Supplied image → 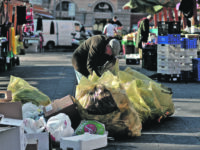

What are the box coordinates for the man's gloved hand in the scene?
[97,59,116,76]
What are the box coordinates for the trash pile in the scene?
[0,60,175,149]
[75,60,174,137]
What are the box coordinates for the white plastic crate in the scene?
[157,68,181,75]
[180,55,195,61]
[180,66,193,71]
[157,44,172,52]
[157,52,179,59]
[125,53,140,59]
[157,59,174,66]
[157,64,181,74]
[157,44,181,52]
[157,60,180,67]
[157,49,173,56]
[179,58,193,64]
[180,48,197,56]
[179,63,193,71]
[174,50,185,56]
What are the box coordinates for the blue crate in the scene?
[181,38,198,49]
[168,34,181,44]
[157,35,169,44]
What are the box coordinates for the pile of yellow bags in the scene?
[75,60,174,137]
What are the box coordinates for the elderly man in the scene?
[72,35,121,77]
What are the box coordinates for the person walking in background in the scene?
[111,16,122,27]
[39,32,44,52]
[80,24,87,39]
[135,15,153,57]
[72,35,121,77]
[103,20,117,37]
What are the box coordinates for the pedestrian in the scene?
[72,35,121,77]
[111,16,122,27]
[39,32,44,52]
[103,19,117,37]
[135,15,153,57]
[80,24,87,39]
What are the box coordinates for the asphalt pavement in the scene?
[0,49,200,150]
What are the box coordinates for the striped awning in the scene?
[123,0,180,14]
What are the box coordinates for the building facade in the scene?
[47,0,133,32]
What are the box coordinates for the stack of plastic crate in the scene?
[179,38,198,72]
[157,21,182,77]
[178,37,198,82]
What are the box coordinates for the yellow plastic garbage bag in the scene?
[7,76,51,106]
[124,79,151,122]
[98,71,121,91]
[118,68,174,123]
[150,82,174,118]
[15,35,24,55]
[75,74,142,137]
[124,67,154,82]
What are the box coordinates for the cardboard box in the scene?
[0,101,22,119]
[0,90,12,102]
[26,132,49,150]
[43,95,81,129]
[0,118,26,150]
[26,138,38,150]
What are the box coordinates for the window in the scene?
[94,2,112,12]
[56,1,69,11]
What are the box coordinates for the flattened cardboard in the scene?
[0,101,22,119]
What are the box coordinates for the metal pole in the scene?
[7,0,9,22]
[53,0,56,18]
[59,0,61,19]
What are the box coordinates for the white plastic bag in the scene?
[22,102,42,119]
[46,113,74,142]
[23,117,46,134]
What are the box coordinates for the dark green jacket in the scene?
[72,35,114,77]
[135,19,149,49]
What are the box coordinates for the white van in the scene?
[34,19,81,49]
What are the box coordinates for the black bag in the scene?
[85,84,119,115]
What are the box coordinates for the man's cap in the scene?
[109,39,121,56]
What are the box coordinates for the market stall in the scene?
[123,0,200,82]
[0,0,30,71]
